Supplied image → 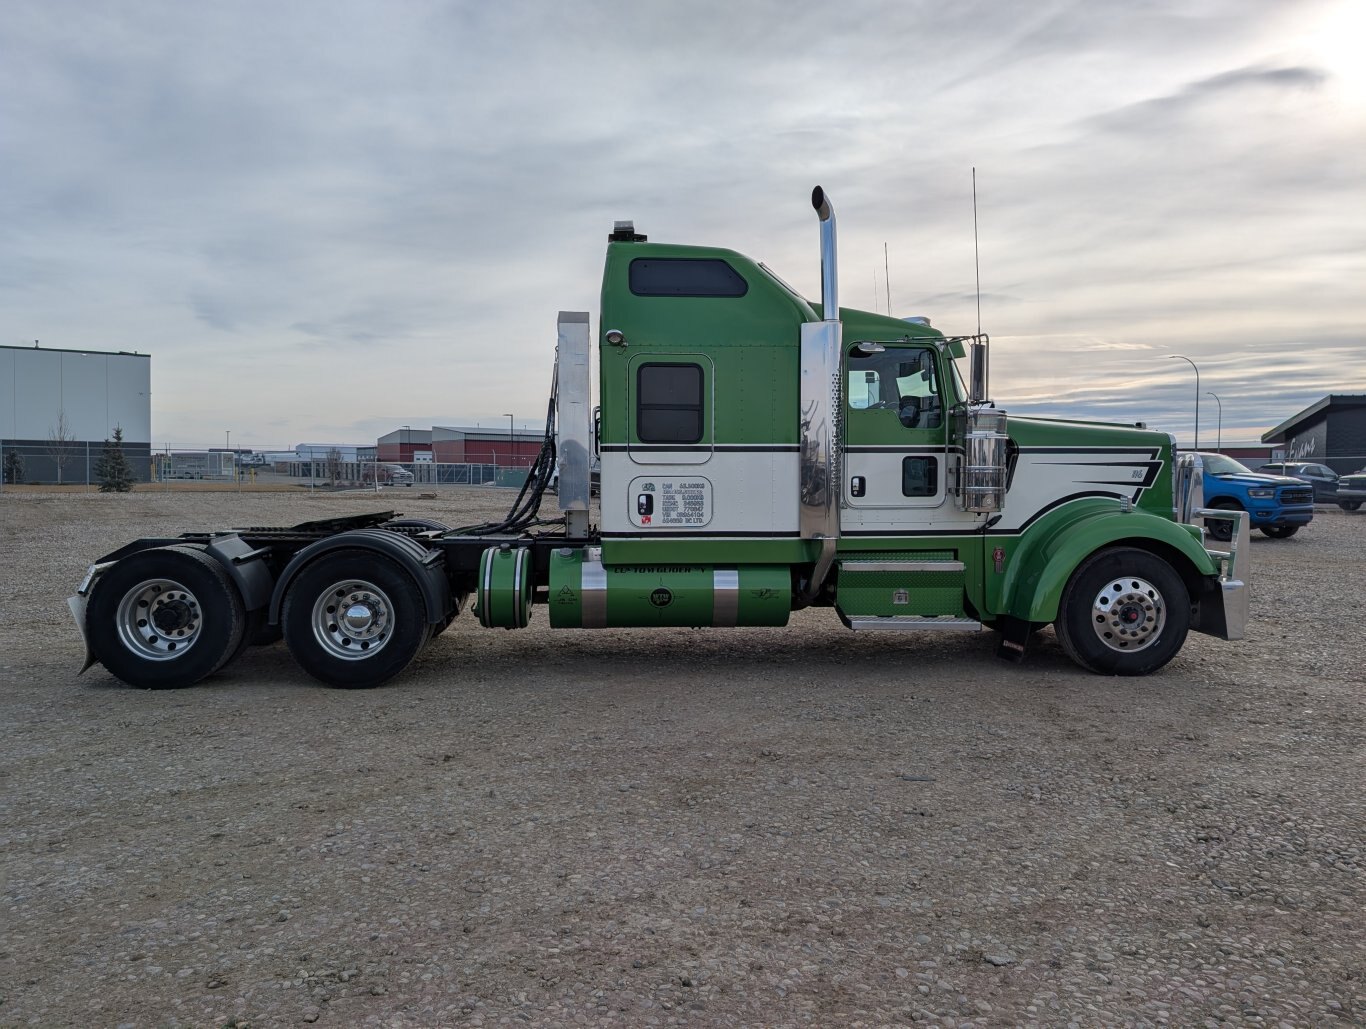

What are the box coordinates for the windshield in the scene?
[1201,454,1253,476]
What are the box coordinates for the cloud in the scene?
[1,0,1362,447]
[1084,63,1328,135]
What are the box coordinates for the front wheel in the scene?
[281,549,429,688]
[86,545,246,688]
[1339,500,1362,512]
[1055,547,1190,676]
[1261,525,1299,538]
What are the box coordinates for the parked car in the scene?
[1255,461,1340,503]
[1198,453,1314,540]
[364,463,414,487]
[1335,467,1366,511]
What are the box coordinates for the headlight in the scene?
[1247,488,1274,499]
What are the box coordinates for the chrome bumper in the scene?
[1191,507,1249,641]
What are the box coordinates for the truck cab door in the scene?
[842,342,951,523]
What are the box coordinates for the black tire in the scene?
[86,545,246,689]
[281,549,428,688]
[1261,525,1299,539]
[1204,501,1239,543]
[1055,547,1191,676]
[1339,500,1361,512]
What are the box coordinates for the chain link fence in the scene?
[0,441,528,491]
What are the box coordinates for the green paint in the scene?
[474,547,532,629]
[547,549,789,628]
[994,501,1220,623]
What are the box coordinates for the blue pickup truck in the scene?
[1197,453,1315,539]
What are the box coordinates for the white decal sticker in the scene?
[628,476,713,528]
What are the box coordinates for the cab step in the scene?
[841,615,983,632]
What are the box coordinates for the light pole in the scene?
[1168,355,1200,450]
[504,413,515,470]
[1206,391,1222,453]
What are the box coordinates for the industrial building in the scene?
[0,344,151,484]
[1262,394,1366,473]
[378,425,544,467]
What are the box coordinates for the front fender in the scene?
[1001,503,1217,624]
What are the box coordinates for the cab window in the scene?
[847,347,941,429]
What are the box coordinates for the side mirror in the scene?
[969,339,988,404]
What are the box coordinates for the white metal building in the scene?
[0,344,152,483]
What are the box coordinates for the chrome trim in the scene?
[841,560,965,573]
[844,616,983,632]
[956,406,1009,513]
[712,569,739,626]
[310,578,394,661]
[1193,506,1250,641]
[1175,452,1204,524]
[799,320,841,542]
[480,549,496,628]
[1087,574,1166,654]
[556,311,593,538]
[514,546,529,628]
[581,556,608,628]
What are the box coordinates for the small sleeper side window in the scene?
[637,363,704,444]
[629,258,748,298]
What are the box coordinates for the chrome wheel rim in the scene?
[1090,576,1166,653]
[311,579,393,661]
[115,578,202,661]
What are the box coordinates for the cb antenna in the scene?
[972,167,982,338]
[884,241,891,316]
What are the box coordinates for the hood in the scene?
[1207,470,1304,487]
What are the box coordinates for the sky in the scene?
[3,0,1363,450]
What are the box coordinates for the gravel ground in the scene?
[2,488,1363,1027]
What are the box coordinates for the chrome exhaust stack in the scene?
[812,186,839,316]
[798,186,842,602]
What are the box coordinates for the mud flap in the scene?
[67,594,98,674]
[992,614,1033,664]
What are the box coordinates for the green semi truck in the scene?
[69,188,1248,689]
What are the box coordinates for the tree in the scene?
[325,447,343,486]
[46,410,76,484]
[94,426,135,493]
[3,449,23,484]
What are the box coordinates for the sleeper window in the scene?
[637,363,704,444]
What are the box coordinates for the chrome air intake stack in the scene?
[798,186,842,601]
[953,333,1009,514]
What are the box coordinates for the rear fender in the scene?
[267,529,452,627]
[1001,506,1216,624]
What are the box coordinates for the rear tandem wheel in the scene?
[86,545,247,689]
[281,549,430,689]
